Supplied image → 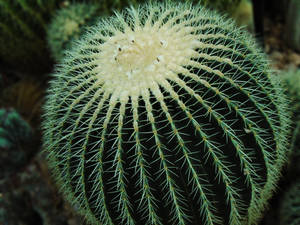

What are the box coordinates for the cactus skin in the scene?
[47,3,101,61]
[279,180,300,225]
[43,2,291,225]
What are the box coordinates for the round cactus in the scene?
[279,180,300,225]
[43,2,291,225]
[47,2,101,61]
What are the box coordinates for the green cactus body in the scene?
[279,180,300,225]
[47,3,101,61]
[43,2,291,225]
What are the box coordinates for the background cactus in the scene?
[201,0,241,14]
[281,69,300,175]
[0,0,61,74]
[282,69,300,121]
[285,0,300,52]
[0,108,33,149]
[279,180,300,225]
[0,0,148,74]
[43,1,291,225]
[0,77,44,128]
[47,2,101,61]
[231,0,254,32]
[0,108,35,178]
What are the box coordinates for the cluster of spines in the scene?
[43,2,291,225]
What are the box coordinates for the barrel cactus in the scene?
[47,2,101,61]
[279,180,300,225]
[43,1,291,225]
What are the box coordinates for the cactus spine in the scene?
[43,2,291,225]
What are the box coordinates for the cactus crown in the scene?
[43,1,291,225]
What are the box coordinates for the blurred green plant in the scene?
[279,179,300,225]
[0,78,44,127]
[202,0,242,14]
[0,108,33,149]
[47,2,101,61]
[282,69,300,174]
[0,108,35,178]
[285,0,300,52]
[282,69,300,121]
[0,0,148,74]
[0,0,61,75]
[231,0,254,32]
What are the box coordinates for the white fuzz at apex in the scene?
[85,2,200,100]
